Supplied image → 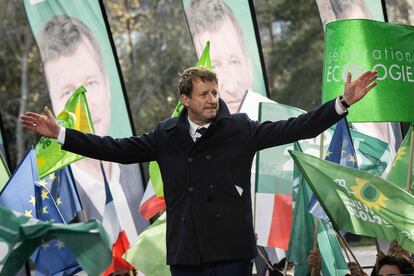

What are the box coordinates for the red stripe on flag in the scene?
[268,194,292,250]
[101,230,134,276]
[139,195,166,220]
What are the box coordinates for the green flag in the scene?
[287,143,348,276]
[0,151,9,190]
[256,101,390,195]
[290,150,414,253]
[35,86,94,178]
[387,126,414,192]
[149,42,212,197]
[124,212,170,276]
[195,41,211,69]
[317,220,349,276]
[287,143,316,275]
[322,19,414,122]
[0,206,111,275]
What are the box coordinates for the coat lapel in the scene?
[166,99,231,154]
[167,109,194,154]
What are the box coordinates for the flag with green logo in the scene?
[255,102,390,195]
[0,151,9,190]
[149,42,212,197]
[387,126,414,192]
[287,143,348,276]
[124,212,170,276]
[322,19,414,122]
[0,206,111,275]
[290,150,414,252]
[35,86,94,178]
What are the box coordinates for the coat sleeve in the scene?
[249,98,345,151]
[61,126,158,164]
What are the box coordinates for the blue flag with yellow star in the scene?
[32,182,82,275]
[0,147,82,275]
[308,118,358,219]
[40,167,82,223]
[325,118,358,168]
[0,147,39,217]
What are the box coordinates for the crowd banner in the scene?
[182,0,269,113]
[23,0,148,241]
[322,19,414,123]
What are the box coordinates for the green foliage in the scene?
[0,0,50,168]
[105,0,195,134]
[255,0,324,110]
[385,0,414,24]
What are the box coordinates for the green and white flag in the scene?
[124,212,170,276]
[35,86,94,178]
[290,150,414,252]
[387,126,414,192]
[287,143,348,276]
[0,206,111,275]
[0,151,9,190]
[322,19,414,122]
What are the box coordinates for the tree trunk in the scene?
[15,28,33,162]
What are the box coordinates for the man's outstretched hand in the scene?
[21,106,60,139]
[342,70,378,106]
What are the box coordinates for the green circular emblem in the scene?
[361,184,379,202]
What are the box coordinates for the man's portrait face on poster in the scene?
[186,0,254,113]
[37,15,111,136]
[316,0,377,26]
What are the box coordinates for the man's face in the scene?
[44,37,111,135]
[181,78,219,125]
[194,17,253,113]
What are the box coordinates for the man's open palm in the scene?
[20,107,60,139]
[342,70,378,105]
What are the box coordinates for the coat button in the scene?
[187,157,193,163]
[209,184,214,189]
[215,214,221,220]
[188,187,194,192]
[182,217,186,223]
[206,154,212,160]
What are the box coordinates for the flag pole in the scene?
[310,132,325,276]
[257,247,274,271]
[313,132,326,246]
[405,126,414,192]
[283,260,288,276]
[335,229,363,271]
[336,233,351,262]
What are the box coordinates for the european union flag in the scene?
[308,118,358,218]
[324,118,358,168]
[39,166,82,223]
[0,147,81,275]
[0,147,39,217]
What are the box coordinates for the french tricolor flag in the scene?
[138,180,166,221]
[100,163,134,276]
[255,193,292,250]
